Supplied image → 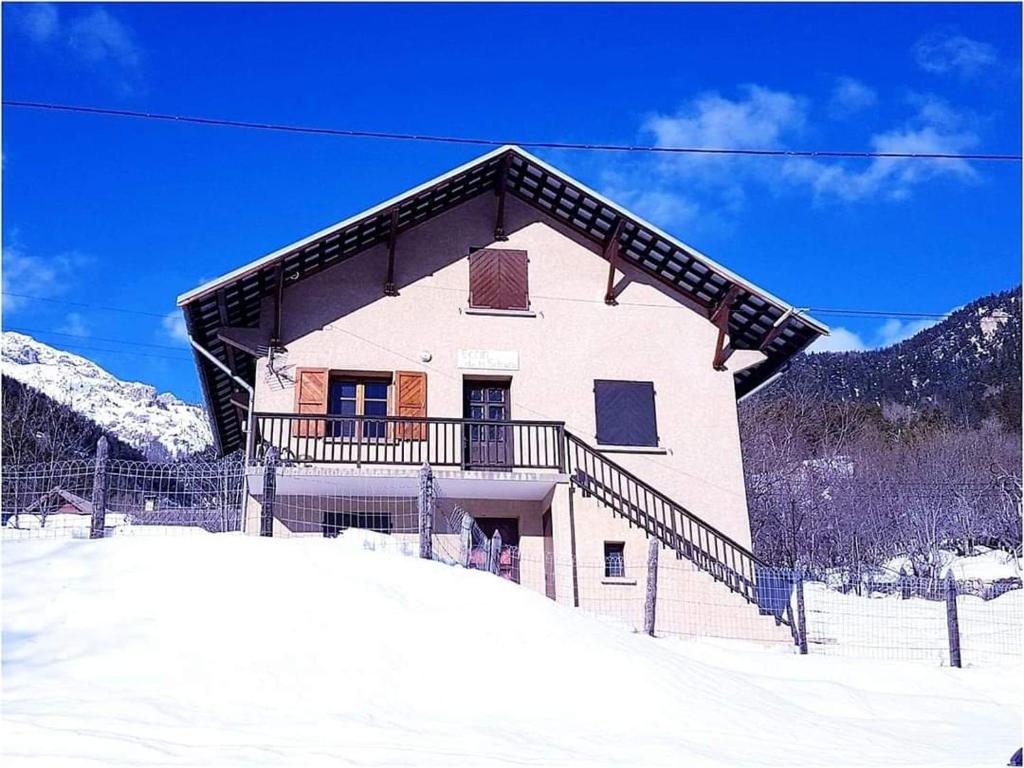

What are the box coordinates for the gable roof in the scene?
[24,488,94,515]
[178,145,827,454]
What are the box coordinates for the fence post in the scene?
[418,463,433,560]
[795,567,809,655]
[644,537,659,636]
[488,530,502,575]
[459,508,474,567]
[89,436,110,539]
[945,574,962,668]
[261,447,278,537]
[899,567,911,599]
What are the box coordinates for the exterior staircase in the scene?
[564,430,786,623]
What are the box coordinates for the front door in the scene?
[464,380,512,470]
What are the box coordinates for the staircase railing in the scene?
[564,430,764,605]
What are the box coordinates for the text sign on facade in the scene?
[457,349,519,371]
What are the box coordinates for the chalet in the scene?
[177,146,827,641]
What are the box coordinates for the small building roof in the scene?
[24,488,94,515]
[178,145,828,454]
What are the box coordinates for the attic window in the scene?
[468,249,529,311]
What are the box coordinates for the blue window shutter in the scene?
[594,380,658,447]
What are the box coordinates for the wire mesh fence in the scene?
[2,456,1020,668]
[2,455,246,539]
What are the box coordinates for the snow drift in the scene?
[2,533,1020,767]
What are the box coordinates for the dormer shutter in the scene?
[469,249,529,311]
[294,368,328,438]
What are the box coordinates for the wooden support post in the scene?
[711,285,743,371]
[900,567,911,599]
[418,463,434,560]
[89,436,109,539]
[603,219,625,305]
[488,530,503,575]
[946,574,962,668]
[795,568,809,655]
[261,447,278,537]
[271,264,285,346]
[494,153,509,241]
[384,208,399,296]
[644,537,659,636]
[459,508,474,567]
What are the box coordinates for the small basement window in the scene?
[468,248,529,311]
[604,542,626,578]
[594,380,659,447]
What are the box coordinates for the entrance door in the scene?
[463,380,512,470]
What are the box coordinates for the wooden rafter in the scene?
[494,153,510,241]
[711,284,743,370]
[271,264,285,346]
[384,207,399,296]
[603,219,626,305]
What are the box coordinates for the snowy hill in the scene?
[788,287,1022,428]
[1,332,212,459]
[2,532,1020,767]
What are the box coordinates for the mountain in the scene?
[783,287,1022,430]
[2,375,147,464]
[1,332,213,460]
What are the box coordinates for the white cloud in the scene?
[828,77,877,118]
[57,312,90,337]
[644,86,807,151]
[808,327,868,353]
[11,5,142,91]
[68,8,142,73]
[875,317,939,348]
[15,3,59,43]
[914,32,997,78]
[1,244,90,313]
[162,312,189,345]
[779,95,978,202]
[808,316,941,353]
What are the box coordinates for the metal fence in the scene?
[3,455,1020,668]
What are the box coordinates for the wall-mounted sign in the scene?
[457,349,519,371]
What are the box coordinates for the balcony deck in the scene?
[250,413,566,473]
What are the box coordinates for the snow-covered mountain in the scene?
[785,287,1022,428]
[1,332,212,459]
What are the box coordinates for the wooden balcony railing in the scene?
[250,412,566,471]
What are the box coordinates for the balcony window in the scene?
[328,378,390,438]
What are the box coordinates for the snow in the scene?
[1,332,212,459]
[3,533,1021,767]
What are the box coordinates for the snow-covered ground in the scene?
[3,533,1021,767]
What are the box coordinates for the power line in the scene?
[5,325,191,353]
[5,100,1021,162]
[5,338,192,363]
[2,291,169,319]
[3,287,959,323]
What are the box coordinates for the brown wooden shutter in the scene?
[469,249,529,311]
[294,368,328,438]
[394,370,427,440]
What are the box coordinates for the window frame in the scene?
[327,375,392,440]
[604,542,626,579]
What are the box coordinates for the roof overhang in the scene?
[179,145,827,455]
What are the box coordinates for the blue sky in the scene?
[3,3,1021,403]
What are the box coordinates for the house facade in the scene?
[177,146,827,642]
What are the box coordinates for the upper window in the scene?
[328,378,390,438]
[468,248,529,311]
[593,380,659,447]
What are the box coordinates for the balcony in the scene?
[249,412,566,473]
